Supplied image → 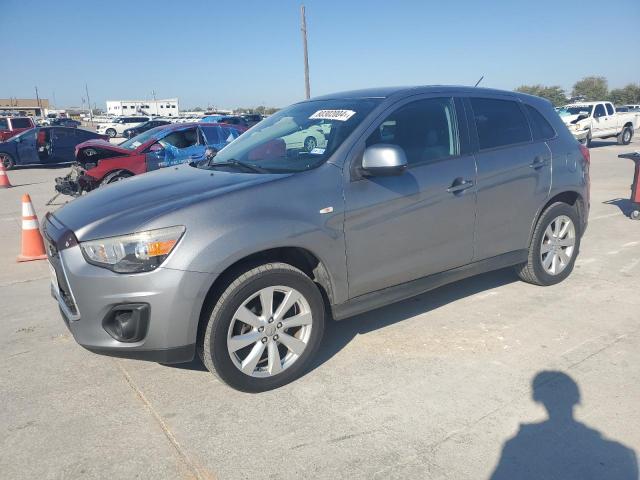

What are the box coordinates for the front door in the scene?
[466,97,551,260]
[343,97,477,298]
[591,103,608,137]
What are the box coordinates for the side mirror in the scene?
[361,144,408,177]
[149,143,163,153]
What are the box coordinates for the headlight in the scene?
[80,226,185,273]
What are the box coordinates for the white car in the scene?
[559,102,638,147]
[95,116,150,138]
[282,125,328,152]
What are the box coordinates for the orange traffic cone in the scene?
[17,194,47,262]
[0,163,11,188]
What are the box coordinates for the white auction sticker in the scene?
[310,147,325,155]
[309,110,356,121]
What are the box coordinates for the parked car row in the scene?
[54,122,245,195]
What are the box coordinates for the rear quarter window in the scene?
[0,118,8,129]
[470,98,531,150]
[524,105,556,141]
[10,118,33,129]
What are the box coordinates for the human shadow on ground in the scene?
[490,371,638,480]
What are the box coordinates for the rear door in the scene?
[16,129,39,164]
[343,96,477,297]
[466,96,551,260]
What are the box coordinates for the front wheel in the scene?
[200,263,325,392]
[100,170,132,186]
[585,130,592,148]
[105,128,117,138]
[0,153,15,170]
[515,202,581,286]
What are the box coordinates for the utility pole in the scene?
[300,5,311,99]
[85,83,93,125]
[35,86,43,119]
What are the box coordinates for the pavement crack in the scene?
[115,361,214,480]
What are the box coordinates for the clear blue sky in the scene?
[2,0,639,110]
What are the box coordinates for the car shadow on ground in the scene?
[603,198,633,216]
[309,267,517,373]
[588,140,620,148]
[489,371,638,479]
[169,267,518,374]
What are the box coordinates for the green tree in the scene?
[515,85,567,106]
[572,76,608,101]
[191,106,204,112]
[608,84,640,105]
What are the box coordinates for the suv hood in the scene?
[52,164,285,240]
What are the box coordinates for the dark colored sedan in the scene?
[218,116,249,128]
[123,119,171,139]
[50,118,81,128]
[0,127,107,169]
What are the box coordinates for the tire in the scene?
[199,262,325,392]
[304,136,317,152]
[631,210,640,221]
[618,126,633,145]
[585,130,592,148]
[515,202,581,286]
[100,170,132,186]
[0,153,15,170]
[105,128,117,138]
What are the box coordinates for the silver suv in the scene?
[45,86,590,391]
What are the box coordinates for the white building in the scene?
[106,98,179,117]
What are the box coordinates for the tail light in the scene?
[579,144,590,164]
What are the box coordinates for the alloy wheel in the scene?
[227,286,313,377]
[540,215,576,275]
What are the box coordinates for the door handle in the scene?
[447,178,474,194]
[529,156,550,169]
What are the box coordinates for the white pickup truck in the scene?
[558,101,639,147]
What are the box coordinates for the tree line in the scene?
[515,77,640,107]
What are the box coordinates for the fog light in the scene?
[102,303,149,342]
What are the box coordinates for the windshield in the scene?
[560,105,593,116]
[118,126,167,150]
[203,99,380,173]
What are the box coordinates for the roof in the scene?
[309,85,526,101]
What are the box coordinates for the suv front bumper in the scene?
[44,214,213,364]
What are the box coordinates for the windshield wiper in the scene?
[208,159,270,174]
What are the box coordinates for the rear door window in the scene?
[605,103,614,115]
[470,98,531,150]
[524,105,556,141]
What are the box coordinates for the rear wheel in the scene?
[304,136,317,152]
[199,262,325,392]
[0,153,15,170]
[618,126,633,145]
[105,128,117,138]
[515,202,581,286]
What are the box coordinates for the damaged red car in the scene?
[55,122,245,196]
